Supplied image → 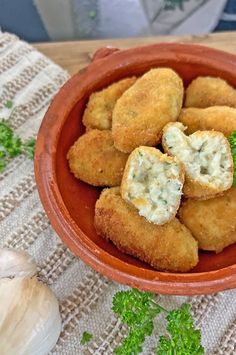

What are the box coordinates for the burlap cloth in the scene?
[0,31,235,355]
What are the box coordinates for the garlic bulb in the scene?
[0,249,61,354]
[0,277,61,355]
[0,248,37,278]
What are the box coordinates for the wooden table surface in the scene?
[34,31,236,76]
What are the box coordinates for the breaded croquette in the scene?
[95,187,198,272]
[162,122,233,199]
[179,188,236,253]
[179,106,236,137]
[82,77,136,130]
[67,130,128,186]
[121,146,184,225]
[185,76,236,108]
[112,68,184,153]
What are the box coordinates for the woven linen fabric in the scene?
[0,31,236,355]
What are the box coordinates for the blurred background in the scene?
[0,0,236,42]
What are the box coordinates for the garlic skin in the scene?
[0,248,37,278]
[0,277,61,355]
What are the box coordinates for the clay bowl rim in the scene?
[35,42,236,295]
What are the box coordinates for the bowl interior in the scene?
[55,56,236,275]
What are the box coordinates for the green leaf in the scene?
[0,148,6,158]
[229,130,236,187]
[113,289,162,354]
[0,120,35,173]
[114,327,147,355]
[23,138,36,160]
[4,100,13,109]
[112,289,161,327]
[0,158,6,172]
[0,121,13,145]
[0,121,22,157]
[156,336,173,355]
[5,135,22,157]
[156,304,204,355]
[112,289,204,355]
[80,331,93,345]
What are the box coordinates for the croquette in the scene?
[112,68,184,153]
[185,76,236,108]
[67,130,129,186]
[179,106,236,137]
[162,122,233,199]
[95,187,199,272]
[121,146,184,225]
[82,77,136,130]
[179,188,236,253]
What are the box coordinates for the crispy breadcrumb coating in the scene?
[82,77,136,130]
[179,106,236,137]
[112,68,184,153]
[95,187,198,272]
[179,188,236,253]
[185,76,236,108]
[67,130,128,186]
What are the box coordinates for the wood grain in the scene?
[34,32,236,75]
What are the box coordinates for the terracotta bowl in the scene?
[35,43,236,295]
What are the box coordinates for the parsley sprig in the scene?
[80,331,93,345]
[229,130,236,187]
[157,303,204,355]
[112,288,204,355]
[0,121,35,172]
[113,289,162,355]
[22,138,36,160]
[0,101,36,172]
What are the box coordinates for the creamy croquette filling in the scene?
[124,149,183,224]
[164,123,232,189]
